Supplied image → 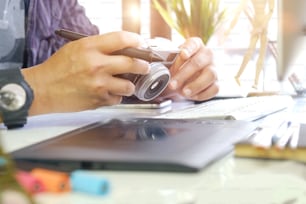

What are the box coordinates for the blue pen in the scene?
[70,170,110,196]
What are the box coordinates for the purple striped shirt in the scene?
[25,0,99,67]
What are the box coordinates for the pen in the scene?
[55,29,164,62]
[251,126,275,149]
[251,113,288,148]
[55,29,88,41]
[271,120,291,144]
[275,122,299,150]
[289,123,300,148]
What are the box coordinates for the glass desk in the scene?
[1,98,306,204]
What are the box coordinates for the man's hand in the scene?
[161,37,219,101]
[22,31,149,115]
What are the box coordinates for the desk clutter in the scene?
[235,119,306,163]
[1,145,110,204]
[2,168,110,196]
[0,146,35,204]
[15,169,110,196]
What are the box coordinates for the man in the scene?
[11,0,219,116]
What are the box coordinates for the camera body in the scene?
[114,38,180,101]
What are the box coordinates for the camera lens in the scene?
[134,63,170,101]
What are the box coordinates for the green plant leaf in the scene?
[153,0,228,44]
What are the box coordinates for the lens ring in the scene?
[144,74,169,100]
[134,63,170,101]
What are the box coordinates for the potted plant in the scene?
[152,0,227,44]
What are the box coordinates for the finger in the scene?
[169,47,213,90]
[108,77,136,97]
[181,65,218,98]
[82,31,144,53]
[180,37,204,59]
[93,73,136,97]
[99,55,150,76]
[171,37,203,74]
[67,47,150,77]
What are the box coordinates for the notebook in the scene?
[234,123,306,163]
[11,118,257,173]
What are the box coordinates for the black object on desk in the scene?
[11,118,256,172]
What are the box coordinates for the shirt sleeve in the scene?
[25,0,100,67]
[60,0,99,36]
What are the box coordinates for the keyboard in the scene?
[155,95,294,121]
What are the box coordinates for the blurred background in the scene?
[78,0,306,95]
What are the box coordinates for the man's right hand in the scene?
[22,31,149,116]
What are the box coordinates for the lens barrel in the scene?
[134,63,170,101]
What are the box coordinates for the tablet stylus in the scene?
[55,29,164,62]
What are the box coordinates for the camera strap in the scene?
[0,0,25,69]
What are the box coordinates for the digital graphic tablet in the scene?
[12,118,256,172]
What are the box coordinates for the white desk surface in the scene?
[1,101,306,204]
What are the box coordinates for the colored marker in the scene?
[15,171,45,194]
[30,168,71,193]
[70,170,110,196]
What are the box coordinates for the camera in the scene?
[113,38,180,101]
[54,30,180,101]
